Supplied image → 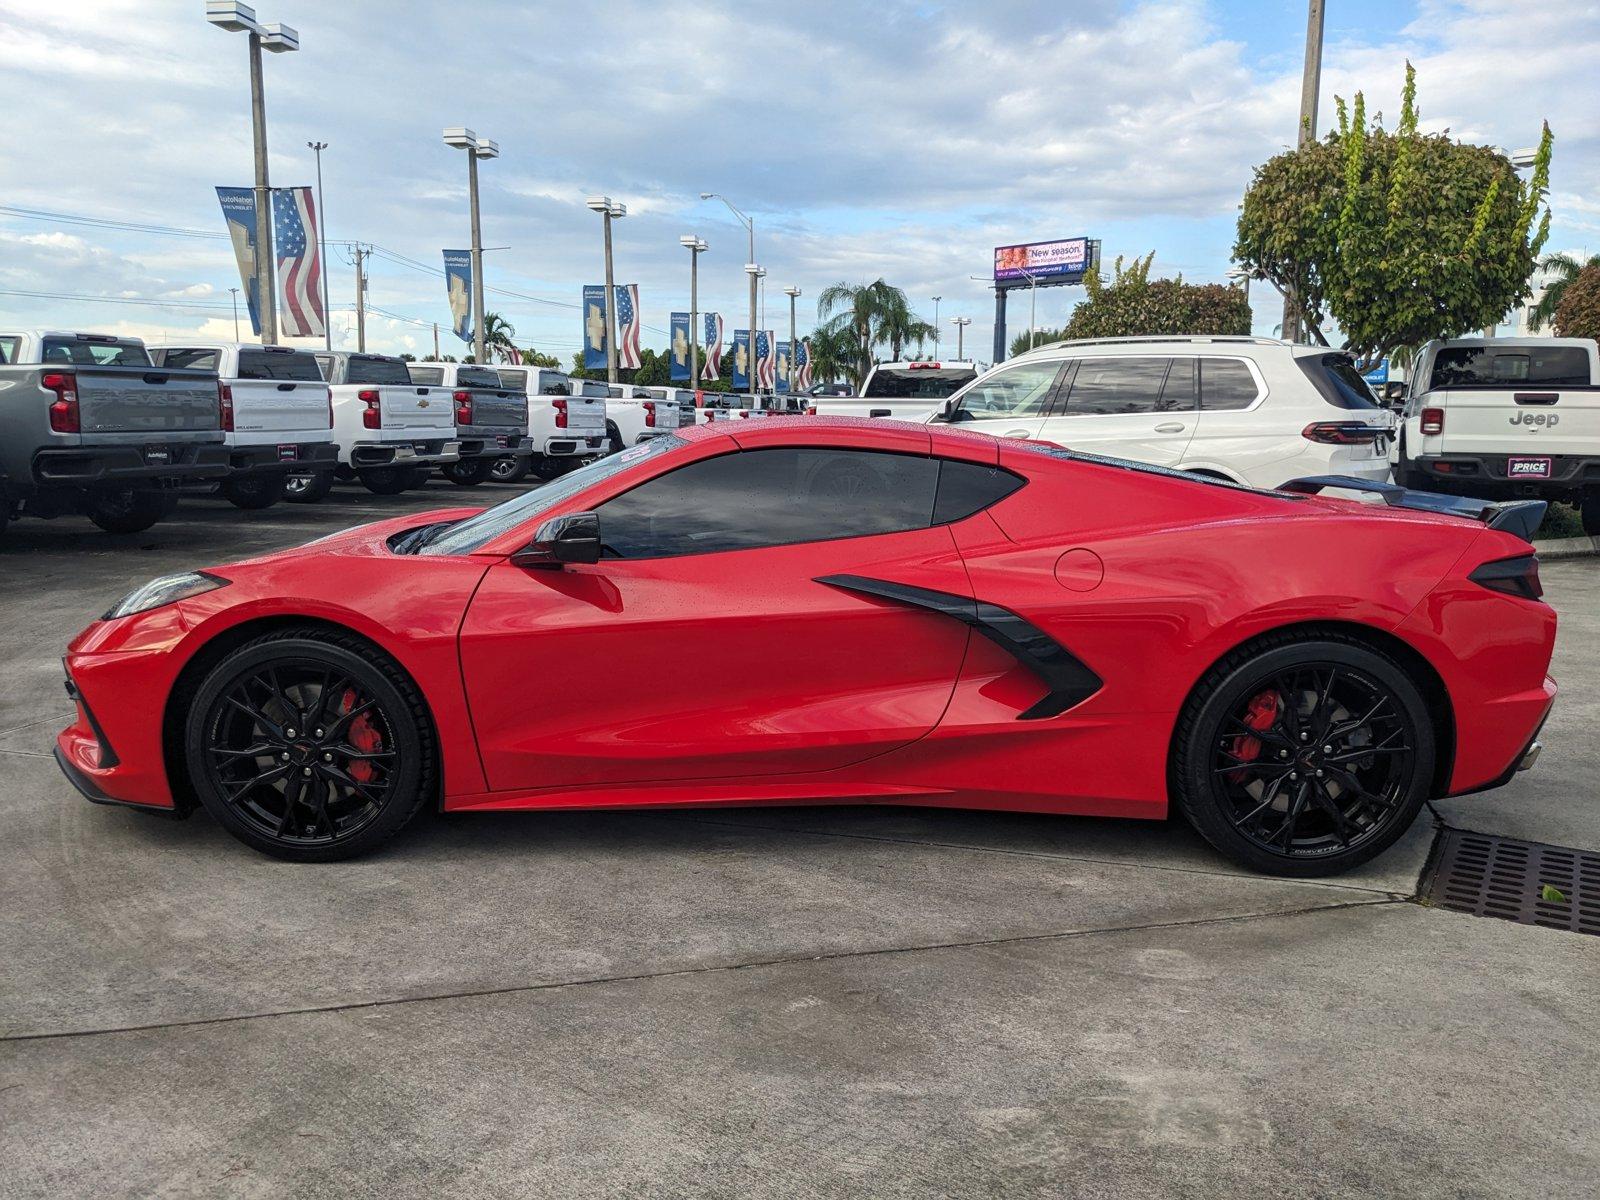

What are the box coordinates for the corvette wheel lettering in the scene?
[814,574,1102,720]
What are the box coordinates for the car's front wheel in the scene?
[85,489,179,534]
[1171,635,1434,877]
[183,629,435,861]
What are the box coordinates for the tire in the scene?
[1171,634,1435,877]
[402,466,433,490]
[85,489,180,534]
[442,458,493,486]
[182,628,435,862]
[531,457,567,481]
[490,455,529,484]
[358,466,418,495]
[283,470,335,504]
[220,474,286,510]
[607,422,624,454]
[1394,432,1431,491]
[1581,491,1600,537]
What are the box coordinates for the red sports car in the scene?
[56,418,1556,876]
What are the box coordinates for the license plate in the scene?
[495,435,510,447]
[141,445,171,465]
[277,444,298,462]
[1507,456,1552,479]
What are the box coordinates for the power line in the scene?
[0,287,237,312]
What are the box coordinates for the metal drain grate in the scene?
[1422,829,1600,936]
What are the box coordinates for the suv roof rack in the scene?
[1023,335,1291,355]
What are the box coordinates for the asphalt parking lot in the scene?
[2,481,1597,1198]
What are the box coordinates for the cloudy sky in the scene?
[1,0,1596,364]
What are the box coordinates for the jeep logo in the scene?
[1510,411,1558,428]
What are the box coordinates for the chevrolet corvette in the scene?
[56,418,1557,875]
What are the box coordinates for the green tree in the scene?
[1554,263,1600,342]
[1234,63,1553,367]
[1529,252,1600,332]
[816,279,933,383]
[804,323,856,385]
[481,311,518,362]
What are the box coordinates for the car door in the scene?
[1037,356,1196,464]
[934,358,1066,441]
[457,443,976,791]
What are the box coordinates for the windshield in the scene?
[862,369,976,399]
[419,434,686,556]
[345,356,413,385]
[41,337,151,367]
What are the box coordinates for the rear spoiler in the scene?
[1278,475,1546,542]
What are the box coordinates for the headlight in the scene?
[103,571,228,620]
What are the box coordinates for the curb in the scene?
[1533,535,1599,560]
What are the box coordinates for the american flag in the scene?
[756,330,776,389]
[796,338,812,390]
[272,187,325,339]
[702,312,722,381]
[614,284,642,369]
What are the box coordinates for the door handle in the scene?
[1005,428,1031,439]
[1154,422,1186,433]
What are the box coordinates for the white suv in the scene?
[926,336,1394,489]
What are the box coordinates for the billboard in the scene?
[993,237,1092,283]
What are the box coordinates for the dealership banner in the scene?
[216,187,263,335]
[702,312,724,381]
[776,340,791,393]
[444,251,473,343]
[614,284,642,370]
[272,187,325,339]
[756,330,776,390]
[795,337,812,390]
[731,328,751,390]
[582,284,608,369]
[993,236,1093,283]
[670,312,692,381]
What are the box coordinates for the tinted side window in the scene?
[238,350,323,381]
[949,360,1062,422]
[598,448,939,559]
[1200,358,1261,410]
[408,366,446,386]
[498,369,528,390]
[0,336,17,364]
[932,460,1024,524]
[1065,358,1174,415]
[1292,354,1375,410]
[160,348,220,372]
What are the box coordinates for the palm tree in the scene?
[1528,252,1600,332]
[804,324,857,387]
[481,311,518,362]
[816,279,934,379]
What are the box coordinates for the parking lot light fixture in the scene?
[208,1,299,346]
[587,196,627,383]
[931,296,941,352]
[702,193,758,392]
[680,235,708,385]
[445,129,497,363]
[784,286,801,396]
[950,315,971,359]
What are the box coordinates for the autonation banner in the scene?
[216,187,263,336]
[776,341,791,393]
[670,312,692,381]
[582,284,608,370]
[443,251,473,343]
[993,236,1092,283]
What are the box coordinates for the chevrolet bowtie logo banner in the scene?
[443,251,473,343]
[702,312,723,382]
[776,341,791,394]
[732,329,751,390]
[215,187,264,336]
[582,284,608,370]
[670,312,692,381]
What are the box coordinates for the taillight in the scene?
[1301,421,1382,445]
[643,400,656,427]
[42,371,80,433]
[453,389,473,425]
[1420,407,1444,435]
[219,382,235,433]
[806,405,817,416]
[359,389,381,429]
[1469,555,1542,600]
[553,398,568,428]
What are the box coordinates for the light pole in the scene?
[744,265,765,392]
[1282,0,1326,343]
[950,316,971,359]
[784,285,801,394]
[701,193,757,393]
[229,287,240,341]
[307,139,331,349]
[680,235,708,385]
[586,196,627,383]
[931,295,941,354]
[206,2,299,346]
[444,128,498,364]
[1226,267,1252,327]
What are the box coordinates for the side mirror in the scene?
[511,511,602,568]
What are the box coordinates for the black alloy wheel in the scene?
[489,455,529,483]
[220,474,287,510]
[283,470,335,504]
[85,489,180,534]
[357,465,416,495]
[1174,637,1434,876]
[442,458,494,486]
[185,632,433,861]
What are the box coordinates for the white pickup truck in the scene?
[311,350,461,497]
[495,367,607,479]
[0,330,227,535]
[605,384,687,450]
[806,360,979,420]
[405,361,532,486]
[1392,337,1600,533]
[149,342,338,509]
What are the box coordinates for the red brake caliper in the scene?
[1227,689,1281,783]
[340,688,381,784]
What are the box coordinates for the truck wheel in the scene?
[531,457,566,481]
[442,458,493,486]
[220,475,287,510]
[403,467,433,490]
[86,490,180,534]
[283,470,335,504]
[358,466,416,496]
[1581,491,1600,537]
[489,456,529,483]
[607,421,624,454]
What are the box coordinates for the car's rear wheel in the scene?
[358,465,416,495]
[85,489,179,534]
[1172,636,1434,877]
[184,630,434,861]
[442,458,493,486]
[607,421,624,454]
[489,455,529,483]
[283,470,335,504]
[220,474,286,510]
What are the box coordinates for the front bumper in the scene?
[229,440,340,475]
[32,441,231,488]
[349,439,463,469]
[56,658,180,812]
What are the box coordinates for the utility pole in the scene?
[353,244,366,352]
[229,288,240,341]
[784,286,801,395]
[1283,0,1325,344]
[745,265,763,393]
[432,321,440,360]
[931,295,941,353]
[307,140,331,349]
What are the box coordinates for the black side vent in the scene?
[1422,830,1599,937]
